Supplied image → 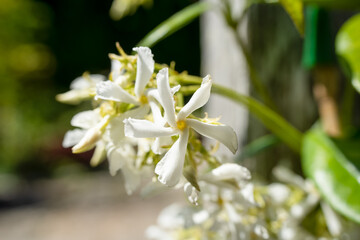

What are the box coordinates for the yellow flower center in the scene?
[139,95,148,104]
[176,120,187,131]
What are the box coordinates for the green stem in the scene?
[212,83,303,152]
[224,6,278,112]
[137,1,212,48]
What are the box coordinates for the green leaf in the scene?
[212,84,303,152]
[302,126,360,223]
[336,14,360,93]
[279,0,304,36]
[238,134,280,161]
[137,1,211,48]
[302,0,360,9]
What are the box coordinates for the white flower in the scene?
[62,110,109,166]
[124,68,238,187]
[56,74,105,104]
[95,46,155,109]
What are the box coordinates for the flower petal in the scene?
[149,101,166,126]
[152,136,173,155]
[121,163,141,195]
[155,128,189,187]
[107,144,135,176]
[90,140,106,167]
[202,163,251,183]
[62,129,85,148]
[110,59,122,81]
[70,74,105,90]
[71,110,100,129]
[133,47,154,98]
[124,118,176,138]
[95,80,138,104]
[156,68,177,128]
[177,75,212,120]
[186,119,238,154]
[184,182,199,205]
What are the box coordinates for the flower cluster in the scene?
[58,44,356,239]
[58,44,240,195]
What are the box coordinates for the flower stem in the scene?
[212,83,303,153]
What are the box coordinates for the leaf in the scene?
[302,126,360,223]
[336,14,360,93]
[137,1,211,48]
[279,0,304,36]
[302,0,360,9]
[212,84,303,152]
[238,134,280,161]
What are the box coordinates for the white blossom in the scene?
[124,68,238,187]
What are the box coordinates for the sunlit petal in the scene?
[108,106,150,145]
[95,80,138,104]
[149,101,166,126]
[70,110,100,129]
[62,129,85,148]
[121,163,141,195]
[90,140,106,167]
[107,144,135,176]
[155,128,189,187]
[133,47,154,98]
[177,75,212,120]
[152,136,173,155]
[70,74,105,90]
[205,163,251,182]
[186,119,238,154]
[124,118,176,138]
[156,68,177,128]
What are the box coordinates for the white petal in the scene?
[70,74,105,89]
[321,202,342,237]
[149,101,166,126]
[254,225,269,239]
[177,75,212,120]
[133,47,154,98]
[62,129,85,148]
[155,128,189,187]
[72,127,101,153]
[110,59,122,80]
[171,85,181,94]
[152,136,173,155]
[90,140,106,167]
[107,144,135,176]
[156,68,176,128]
[184,182,199,205]
[204,163,251,182]
[70,110,100,129]
[95,80,138,104]
[124,118,176,138]
[108,106,150,145]
[72,115,110,153]
[121,163,141,195]
[186,119,238,154]
[55,89,92,104]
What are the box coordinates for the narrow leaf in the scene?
[137,1,211,48]
[279,0,304,36]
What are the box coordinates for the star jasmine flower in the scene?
[56,73,106,104]
[95,47,155,111]
[62,109,110,166]
[124,68,238,187]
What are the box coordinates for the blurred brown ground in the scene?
[0,172,182,240]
